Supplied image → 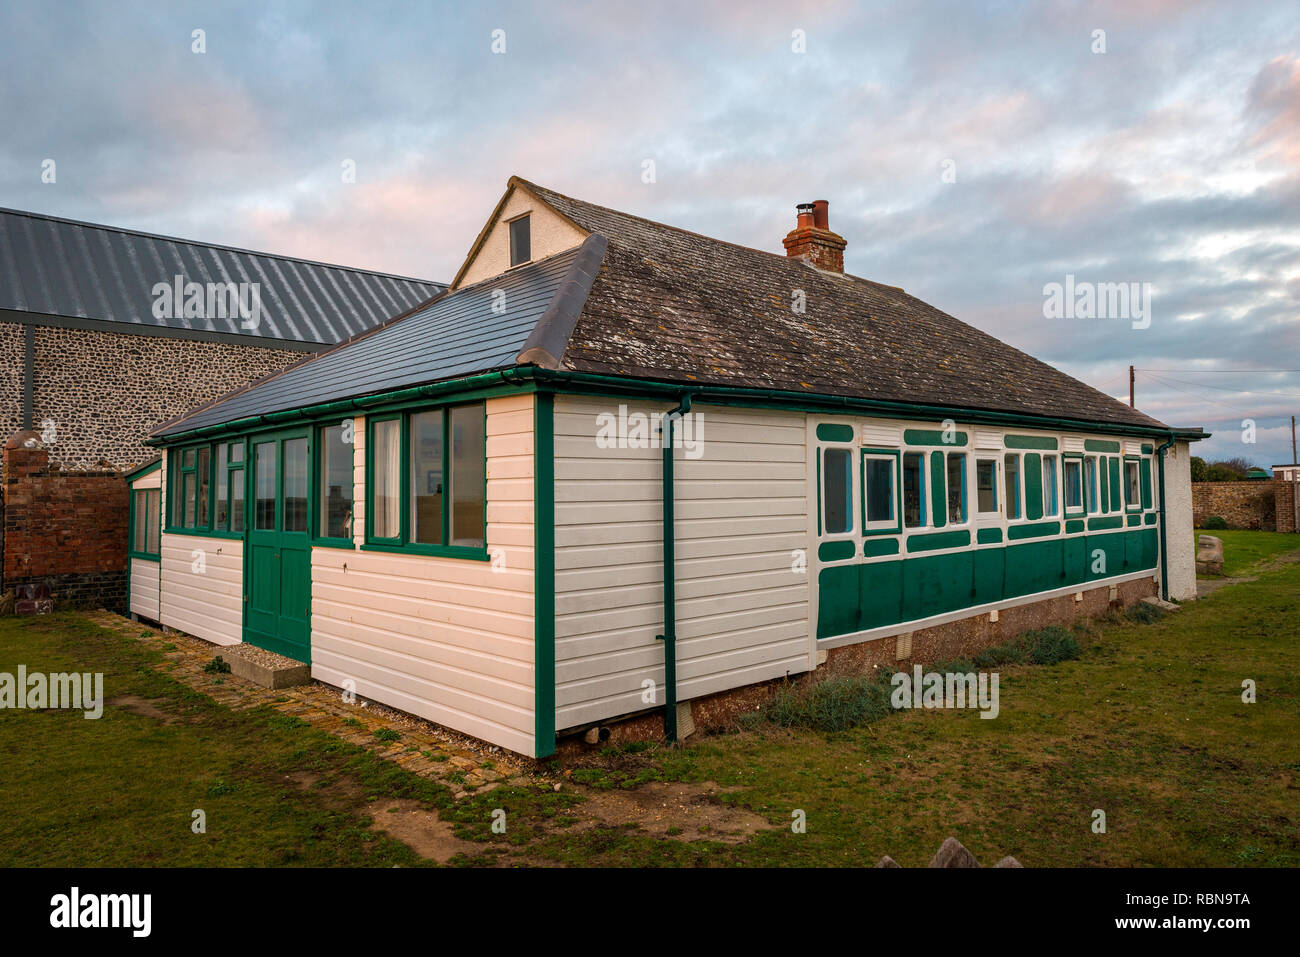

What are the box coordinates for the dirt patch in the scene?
[367,799,481,863]
[572,781,772,844]
[107,695,180,725]
[285,770,367,810]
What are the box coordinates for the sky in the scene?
[2,0,1298,467]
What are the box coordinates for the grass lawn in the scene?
[1193,528,1300,577]
[2,530,1297,867]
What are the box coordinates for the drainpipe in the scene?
[656,393,693,745]
[1155,432,1177,601]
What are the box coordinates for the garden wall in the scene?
[1192,479,1297,532]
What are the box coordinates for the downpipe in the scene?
[1155,432,1177,601]
[656,393,693,745]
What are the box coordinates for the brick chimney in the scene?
[782,200,846,272]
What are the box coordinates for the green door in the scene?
[245,430,312,663]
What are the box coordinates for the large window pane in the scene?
[230,464,245,532]
[821,448,852,534]
[1004,453,1021,519]
[146,490,160,553]
[133,491,148,550]
[320,424,354,539]
[976,458,998,513]
[255,442,276,530]
[902,452,925,528]
[196,447,210,528]
[283,438,308,533]
[410,411,445,545]
[946,453,966,524]
[864,457,894,525]
[1043,456,1059,516]
[215,444,229,529]
[1064,459,1083,511]
[182,473,196,527]
[1085,456,1099,513]
[449,404,486,547]
[372,419,401,539]
[1126,460,1141,507]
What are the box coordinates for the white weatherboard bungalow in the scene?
[133,178,1206,758]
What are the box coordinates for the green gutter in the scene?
[1155,433,1177,600]
[656,393,693,745]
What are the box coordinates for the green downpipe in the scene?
[656,393,693,745]
[1155,433,1176,600]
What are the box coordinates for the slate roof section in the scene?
[152,244,585,436]
[514,178,1169,431]
[0,206,443,345]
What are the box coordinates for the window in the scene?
[254,441,276,530]
[319,423,354,541]
[862,451,898,533]
[131,488,160,558]
[509,215,531,267]
[228,443,245,533]
[283,437,308,533]
[822,448,852,535]
[975,458,998,513]
[1085,456,1100,513]
[365,403,488,556]
[946,453,967,524]
[169,441,244,533]
[1042,455,1059,516]
[1064,458,1084,513]
[1125,459,1142,510]
[1004,453,1021,519]
[902,452,926,528]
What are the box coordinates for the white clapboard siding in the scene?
[158,534,243,646]
[129,557,160,620]
[310,394,537,756]
[553,396,810,731]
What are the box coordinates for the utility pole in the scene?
[1129,365,1135,408]
[1292,414,1296,466]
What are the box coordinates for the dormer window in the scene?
[509,214,531,266]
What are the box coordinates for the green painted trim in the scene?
[819,540,856,562]
[1008,521,1060,540]
[1127,515,1142,527]
[1088,516,1124,531]
[1085,439,1122,453]
[904,428,968,447]
[815,449,822,537]
[127,486,162,560]
[1005,434,1057,450]
[1141,443,1154,454]
[1065,519,1086,534]
[160,527,243,540]
[816,423,854,442]
[124,458,161,483]
[864,538,900,557]
[906,529,970,552]
[533,393,556,758]
[359,542,489,561]
[313,539,356,550]
[364,413,404,546]
[976,527,1003,544]
[1144,513,1157,525]
[929,450,946,529]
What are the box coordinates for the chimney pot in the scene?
[812,200,829,230]
[796,203,816,229]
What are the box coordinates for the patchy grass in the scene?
[1194,528,1300,577]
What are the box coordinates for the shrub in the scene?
[972,626,1080,668]
[1203,515,1228,530]
[764,673,896,733]
[1124,602,1165,625]
[202,655,231,674]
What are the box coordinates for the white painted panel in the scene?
[129,557,160,620]
[158,534,243,646]
[553,396,810,731]
[309,394,537,756]
[862,425,902,446]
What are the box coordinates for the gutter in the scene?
[1155,432,1177,601]
[656,392,694,745]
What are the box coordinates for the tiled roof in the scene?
[0,206,443,345]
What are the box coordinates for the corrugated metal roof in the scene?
[0,206,443,344]
[153,244,585,437]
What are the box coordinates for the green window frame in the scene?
[1124,456,1143,512]
[820,446,854,536]
[364,402,488,560]
[1063,454,1086,517]
[861,448,901,536]
[902,451,927,528]
[1003,452,1022,520]
[945,452,967,525]
[129,487,161,559]
[167,441,244,537]
[314,421,356,548]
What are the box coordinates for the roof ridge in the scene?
[0,205,443,286]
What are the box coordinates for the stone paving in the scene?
[90,611,537,800]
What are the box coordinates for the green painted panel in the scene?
[1009,521,1060,540]
[1107,457,1122,512]
[1005,434,1057,450]
[819,540,856,562]
[1140,459,1153,509]
[976,527,1003,544]
[904,429,968,446]
[1141,443,1154,454]
[973,547,1004,604]
[1086,532,1125,581]
[1142,528,1159,568]
[1025,453,1043,520]
[1127,515,1141,527]
[817,423,854,443]
[906,529,970,553]
[1098,458,1109,515]
[817,565,860,639]
[1065,519,1086,534]
[1088,516,1124,530]
[1063,536,1087,585]
[859,561,902,629]
[864,538,900,557]
[1144,513,1157,526]
[902,551,973,620]
[1005,538,1064,597]
[930,451,946,529]
[1085,439,1122,453]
